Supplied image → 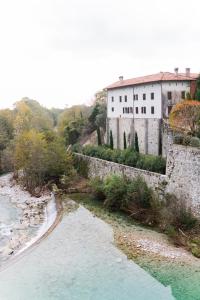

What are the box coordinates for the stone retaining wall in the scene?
[75,144,200,216]
[75,153,167,197]
[166,144,200,215]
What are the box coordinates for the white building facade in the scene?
[106,70,198,156]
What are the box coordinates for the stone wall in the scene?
[75,153,167,197]
[75,144,200,216]
[166,144,200,215]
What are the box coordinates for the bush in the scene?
[78,145,166,174]
[136,154,166,174]
[190,137,200,148]
[71,143,83,153]
[103,175,128,210]
[73,155,89,178]
[90,177,105,201]
[173,134,184,145]
[182,135,191,146]
[162,194,197,231]
[126,176,153,208]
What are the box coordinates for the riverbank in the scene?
[68,193,200,299]
[0,174,57,265]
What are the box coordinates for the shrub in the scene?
[190,137,200,148]
[90,177,105,201]
[71,143,83,153]
[182,135,191,146]
[136,154,166,174]
[103,175,128,210]
[174,134,184,145]
[79,145,166,174]
[126,176,153,208]
[177,206,197,230]
[162,194,197,231]
[73,155,89,178]
[110,149,122,163]
[124,150,139,167]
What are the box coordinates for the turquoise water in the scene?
[0,206,174,300]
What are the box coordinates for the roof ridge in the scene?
[106,71,198,90]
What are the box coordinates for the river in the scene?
[0,200,174,300]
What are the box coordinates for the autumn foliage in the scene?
[169,100,200,135]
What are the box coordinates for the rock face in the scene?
[75,145,200,216]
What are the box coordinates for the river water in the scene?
[0,195,22,260]
[0,204,174,300]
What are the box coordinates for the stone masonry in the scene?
[75,144,200,216]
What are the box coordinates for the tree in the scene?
[169,100,200,135]
[97,127,102,146]
[13,129,75,193]
[110,130,114,150]
[89,90,107,132]
[123,132,127,149]
[186,92,192,100]
[195,75,200,101]
[135,132,139,153]
[14,129,47,191]
[14,98,54,135]
[58,105,91,135]
[0,115,13,150]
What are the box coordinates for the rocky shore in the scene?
[0,174,56,265]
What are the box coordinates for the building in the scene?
[106,69,198,157]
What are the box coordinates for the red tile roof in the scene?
[106,72,198,90]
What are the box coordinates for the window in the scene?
[111,96,114,102]
[143,93,146,100]
[133,94,135,100]
[181,91,185,99]
[151,106,154,114]
[125,95,127,102]
[119,96,122,102]
[127,107,129,113]
[111,107,114,112]
[151,92,154,100]
[141,107,146,114]
[168,106,172,115]
[134,94,138,100]
[123,107,125,113]
[136,94,138,100]
[168,91,172,100]
[135,107,139,114]
[130,107,133,113]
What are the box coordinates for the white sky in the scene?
[0,0,199,109]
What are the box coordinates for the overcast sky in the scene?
[0,0,199,109]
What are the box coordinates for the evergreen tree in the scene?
[97,127,102,146]
[196,89,200,101]
[135,132,139,153]
[186,92,192,100]
[110,130,113,150]
[195,75,200,101]
[123,131,127,149]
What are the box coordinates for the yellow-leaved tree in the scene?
[169,100,200,135]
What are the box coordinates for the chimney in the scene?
[174,68,179,76]
[119,76,124,81]
[186,68,190,77]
